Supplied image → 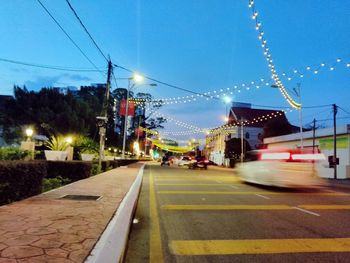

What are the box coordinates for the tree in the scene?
[0,86,99,144]
[262,115,294,138]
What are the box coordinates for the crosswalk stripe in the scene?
[170,238,350,255]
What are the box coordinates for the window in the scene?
[245,132,250,139]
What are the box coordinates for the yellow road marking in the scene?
[156,183,239,186]
[170,238,350,255]
[300,205,350,210]
[158,191,349,196]
[162,204,292,210]
[149,170,164,263]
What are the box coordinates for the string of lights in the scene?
[248,0,301,109]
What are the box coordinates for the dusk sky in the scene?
[0,1,349,142]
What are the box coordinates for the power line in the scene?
[338,106,350,115]
[0,57,103,72]
[65,0,109,63]
[36,0,103,74]
[114,64,217,99]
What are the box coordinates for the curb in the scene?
[85,164,145,263]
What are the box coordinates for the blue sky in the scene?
[0,0,349,141]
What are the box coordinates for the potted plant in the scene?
[44,135,69,161]
[75,136,99,161]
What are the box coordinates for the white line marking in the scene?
[255,194,270,199]
[293,206,320,217]
[229,185,238,189]
[215,180,222,184]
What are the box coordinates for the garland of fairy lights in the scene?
[248,0,301,109]
[151,108,293,136]
[130,57,349,106]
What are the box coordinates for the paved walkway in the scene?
[0,162,144,263]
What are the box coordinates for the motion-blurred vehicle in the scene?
[161,156,170,166]
[235,149,325,188]
[177,156,192,167]
[188,156,209,170]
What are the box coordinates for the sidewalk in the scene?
[0,162,145,263]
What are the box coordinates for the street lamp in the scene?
[121,73,157,159]
[25,128,33,141]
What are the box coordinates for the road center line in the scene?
[255,194,270,199]
[292,207,320,217]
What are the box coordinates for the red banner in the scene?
[119,99,135,116]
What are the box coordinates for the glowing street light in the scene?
[25,128,33,141]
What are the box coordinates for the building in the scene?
[205,102,295,166]
[264,124,350,179]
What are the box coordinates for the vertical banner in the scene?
[119,99,135,116]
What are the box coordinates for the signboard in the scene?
[319,135,348,150]
[119,99,135,116]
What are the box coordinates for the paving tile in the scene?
[4,235,40,246]
[44,248,69,258]
[26,227,57,236]
[31,238,63,249]
[1,246,44,258]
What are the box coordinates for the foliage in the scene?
[0,86,100,144]
[74,136,99,154]
[47,161,92,181]
[45,135,69,151]
[263,115,294,138]
[0,161,47,205]
[0,147,31,160]
[42,176,71,192]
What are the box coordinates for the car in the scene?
[188,156,209,170]
[177,156,193,166]
[235,149,325,188]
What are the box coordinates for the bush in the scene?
[0,147,31,160]
[42,176,71,192]
[0,161,47,205]
[47,161,92,182]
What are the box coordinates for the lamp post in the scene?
[121,73,145,159]
[25,128,33,141]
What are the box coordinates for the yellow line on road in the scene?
[158,191,349,196]
[162,204,292,210]
[300,205,350,210]
[156,183,239,186]
[149,170,164,263]
[170,238,350,255]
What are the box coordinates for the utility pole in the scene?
[333,104,338,179]
[240,119,244,163]
[312,118,316,153]
[98,59,113,171]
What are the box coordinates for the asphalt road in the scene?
[124,162,350,263]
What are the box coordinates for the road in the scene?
[124,162,350,262]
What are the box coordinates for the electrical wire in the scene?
[338,106,350,115]
[114,64,218,100]
[65,0,109,63]
[36,0,103,75]
[0,57,102,72]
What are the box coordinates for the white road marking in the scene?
[215,180,222,184]
[201,198,206,201]
[255,194,270,199]
[293,206,320,217]
[228,185,238,189]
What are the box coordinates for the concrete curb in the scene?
[85,164,145,263]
